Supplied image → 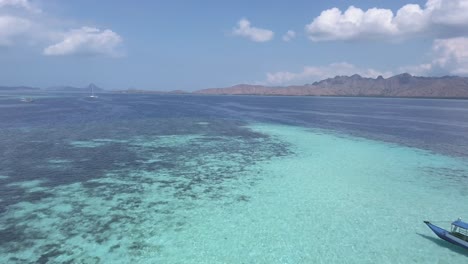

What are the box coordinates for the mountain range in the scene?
[0,86,41,91]
[3,74,468,98]
[195,73,468,98]
[46,83,104,92]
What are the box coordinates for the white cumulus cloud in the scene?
[400,37,468,76]
[0,0,123,57]
[0,0,40,12]
[0,15,30,45]
[0,0,41,46]
[306,0,468,41]
[432,37,468,75]
[232,18,274,42]
[282,30,296,42]
[265,62,392,85]
[428,0,468,26]
[43,27,123,57]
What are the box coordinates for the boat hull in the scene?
[424,221,468,250]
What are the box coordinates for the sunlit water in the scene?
[1,94,468,263]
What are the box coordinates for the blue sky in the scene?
[1,0,468,90]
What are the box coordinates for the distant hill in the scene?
[114,89,189,94]
[3,74,468,98]
[46,83,105,92]
[195,74,468,98]
[0,86,40,91]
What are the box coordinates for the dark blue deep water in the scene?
[2,94,468,209]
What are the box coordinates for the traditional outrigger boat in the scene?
[424,219,468,249]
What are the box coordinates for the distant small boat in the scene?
[88,86,98,99]
[20,97,34,103]
[424,219,468,249]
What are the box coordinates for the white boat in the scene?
[20,97,34,103]
[88,86,98,99]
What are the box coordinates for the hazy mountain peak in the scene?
[86,83,101,90]
[350,74,362,79]
[394,73,412,78]
[195,74,468,98]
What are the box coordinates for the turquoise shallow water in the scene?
[1,122,468,263]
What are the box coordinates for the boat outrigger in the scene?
[424,219,468,250]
